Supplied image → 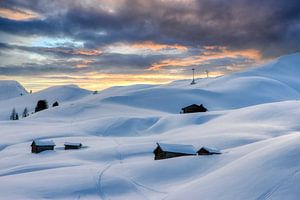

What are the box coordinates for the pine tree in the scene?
[10,108,15,120]
[10,108,19,120]
[22,107,29,118]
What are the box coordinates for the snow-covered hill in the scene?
[101,53,300,112]
[0,84,92,120]
[0,80,27,101]
[0,53,299,199]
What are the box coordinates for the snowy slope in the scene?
[0,80,27,101]
[165,133,300,200]
[0,53,300,199]
[99,53,300,113]
[0,84,92,120]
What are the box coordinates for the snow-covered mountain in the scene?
[0,53,299,199]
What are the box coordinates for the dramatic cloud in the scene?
[148,46,262,70]
[0,0,299,90]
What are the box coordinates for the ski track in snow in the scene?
[113,138,168,198]
[129,178,168,195]
[97,163,113,200]
[96,139,125,200]
[96,139,167,200]
[256,170,300,200]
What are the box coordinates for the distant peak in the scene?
[37,84,92,94]
[0,80,28,101]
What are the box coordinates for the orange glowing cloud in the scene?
[72,49,102,56]
[132,41,188,52]
[105,41,188,55]
[148,46,262,70]
[0,7,41,21]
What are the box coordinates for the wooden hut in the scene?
[181,104,207,114]
[197,146,221,155]
[153,142,197,160]
[31,140,55,153]
[64,142,82,150]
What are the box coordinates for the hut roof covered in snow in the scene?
[64,142,82,146]
[198,146,221,155]
[32,140,56,146]
[157,142,197,155]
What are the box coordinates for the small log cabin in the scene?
[64,142,82,150]
[31,140,55,153]
[197,146,221,155]
[153,142,197,160]
[181,104,207,114]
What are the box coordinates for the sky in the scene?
[0,0,300,91]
